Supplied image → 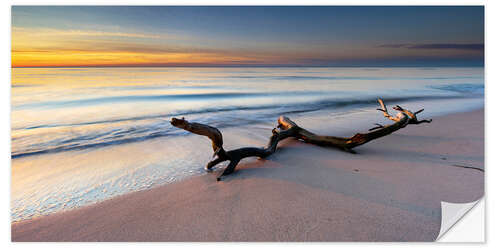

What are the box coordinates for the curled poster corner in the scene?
[436,199,482,241]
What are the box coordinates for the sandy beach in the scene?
[11,108,484,242]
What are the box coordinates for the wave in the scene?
[11,92,479,159]
[14,81,484,111]
[14,91,325,110]
[427,83,484,93]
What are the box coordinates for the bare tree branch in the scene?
[171,98,431,181]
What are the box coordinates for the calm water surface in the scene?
[11,67,483,158]
[11,67,484,221]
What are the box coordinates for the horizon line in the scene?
[12,64,485,69]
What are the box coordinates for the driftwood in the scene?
[171,98,432,181]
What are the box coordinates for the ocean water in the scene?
[11,67,484,221]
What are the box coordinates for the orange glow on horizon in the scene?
[11,27,297,67]
[11,27,265,67]
[12,50,261,68]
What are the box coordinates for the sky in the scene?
[11,6,484,67]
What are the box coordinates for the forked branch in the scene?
[278,98,432,151]
[171,98,431,181]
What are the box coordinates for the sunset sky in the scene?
[11,6,484,67]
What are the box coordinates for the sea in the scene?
[11,67,484,222]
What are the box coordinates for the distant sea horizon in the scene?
[11,64,485,69]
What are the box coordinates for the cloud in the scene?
[408,43,484,50]
[377,44,411,48]
[12,27,162,39]
[377,43,484,51]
